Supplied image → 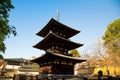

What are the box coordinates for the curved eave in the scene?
[33,32,83,51]
[31,52,86,64]
[49,51,86,62]
[36,18,80,38]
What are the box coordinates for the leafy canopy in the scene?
[102,19,120,43]
[69,49,80,57]
[102,19,120,55]
[0,0,16,53]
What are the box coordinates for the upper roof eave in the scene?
[36,18,80,38]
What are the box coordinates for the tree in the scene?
[102,19,120,43]
[102,19,120,56]
[0,0,16,53]
[0,54,4,59]
[69,49,80,57]
[102,19,120,75]
[87,39,108,67]
[92,40,108,61]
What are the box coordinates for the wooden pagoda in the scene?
[32,18,85,75]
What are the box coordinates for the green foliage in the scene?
[69,49,80,57]
[0,0,16,53]
[102,19,120,55]
[102,19,120,43]
[0,54,4,59]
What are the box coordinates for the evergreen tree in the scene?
[102,19,120,43]
[0,54,4,59]
[0,0,16,53]
[102,19,120,55]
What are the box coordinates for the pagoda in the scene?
[32,18,85,75]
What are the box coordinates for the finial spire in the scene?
[56,8,59,21]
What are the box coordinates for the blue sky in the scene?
[2,0,120,59]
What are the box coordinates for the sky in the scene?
[1,0,120,59]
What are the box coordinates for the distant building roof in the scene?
[4,58,28,62]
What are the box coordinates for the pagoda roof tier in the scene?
[37,18,80,39]
[31,51,86,64]
[33,32,83,51]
